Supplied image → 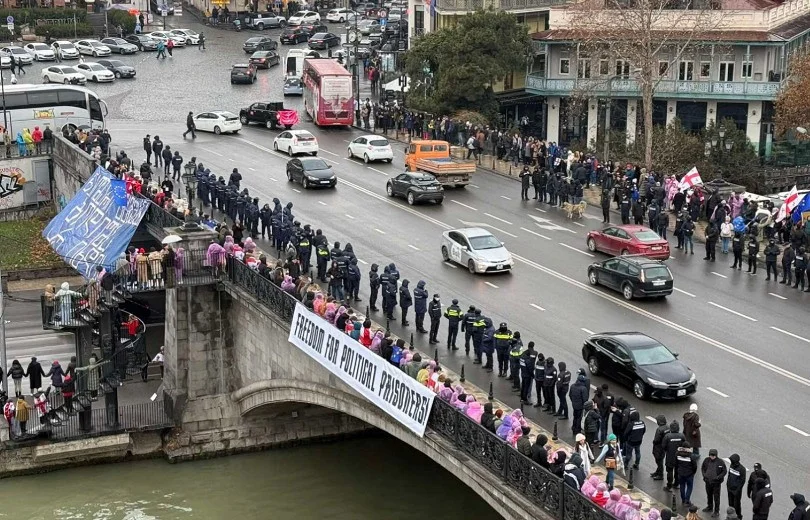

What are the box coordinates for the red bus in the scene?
[302,58,354,126]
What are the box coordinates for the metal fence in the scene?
[114,248,223,293]
[225,256,297,322]
[0,140,54,159]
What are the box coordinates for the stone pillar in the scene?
[706,100,718,128]
[746,101,762,146]
[665,100,677,126]
[547,96,561,144]
[587,100,599,150]
[626,99,638,145]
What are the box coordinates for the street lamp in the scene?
[705,124,734,178]
[181,165,196,206]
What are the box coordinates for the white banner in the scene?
[288,304,435,437]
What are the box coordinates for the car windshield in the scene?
[60,43,76,49]
[369,139,389,146]
[32,44,48,50]
[90,42,105,47]
[58,67,76,73]
[234,66,249,71]
[633,230,662,242]
[88,64,105,70]
[107,60,125,67]
[302,159,329,170]
[247,38,262,43]
[643,266,671,279]
[630,343,676,366]
[9,48,25,54]
[285,78,300,85]
[468,235,502,250]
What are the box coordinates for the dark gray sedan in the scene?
[96,59,136,79]
[100,37,139,54]
[125,34,158,51]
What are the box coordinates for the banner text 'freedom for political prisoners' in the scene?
[288,304,435,437]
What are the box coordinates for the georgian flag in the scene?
[678,167,703,190]
[776,185,800,222]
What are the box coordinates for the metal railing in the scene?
[0,140,54,158]
[434,0,566,10]
[115,248,224,293]
[225,256,297,322]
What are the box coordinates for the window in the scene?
[3,93,26,109]
[615,229,631,240]
[718,61,734,81]
[559,58,570,75]
[57,90,87,109]
[578,59,591,79]
[603,258,620,270]
[658,61,669,77]
[27,91,60,109]
[599,59,609,76]
[616,59,630,77]
[503,72,514,90]
[699,61,711,79]
[679,61,694,81]
[741,61,753,78]
[614,345,631,362]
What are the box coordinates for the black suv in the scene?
[587,256,673,300]
[230,63,257,84]
[386,172,444,205]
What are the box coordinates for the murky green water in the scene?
[0,436,502,520]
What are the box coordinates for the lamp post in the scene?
[603,74,620,164]
[182,164,196,205]
[705,124,734,178]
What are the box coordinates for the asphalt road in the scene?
[28,16,809,517]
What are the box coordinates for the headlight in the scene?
[329,175,336,180]
[688,373,697,384]
[307,175,318,181]
[646,377,668,388]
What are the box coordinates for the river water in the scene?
[2,436,502,520]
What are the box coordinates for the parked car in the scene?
[1,46,33,64]
[96,59,136,79]
[147,31,186,46]
[51,40,80,59]
[169,29,200,44]
[75,62,115,82]
[74,40,112,57]
[357,19,381,34]
[125,34,158,51]
[440,227,515,273]
[249,50,280,69]
[386,172,445,206]
[287,10,321,25]
[326,8,359,23]
[581,331,697,400]
[587,256,673,301]
[230,63,257,84]
[286,157,336,189]
[280,27,309,44]
[100,37,139,54]
[243,36,278,53]
[24,43,55,61]
[347,135,393,163]
[41,65,86,84]
[282,76,303,95]
[586,224,671,260]
[273,129,318,155]
[193,111,242,134]
[245,12,286,29]
[239,101,299,129]
[299,22,328,37]
[0,56,10,69]
[307,32,340,49]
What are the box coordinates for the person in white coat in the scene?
[575,433,595,475]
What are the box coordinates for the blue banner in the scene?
[43,166,150,280]
[792,193,810,224]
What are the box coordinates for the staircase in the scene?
[87,12,108,38]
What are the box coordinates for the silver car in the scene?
[282,76,303,95]
[100,38,139,54]
[440,228,514,274]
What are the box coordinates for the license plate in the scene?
[652,246,662,250]
[320,180,329,184]
[496,264,503,270]
[677,389,686,396]
[653,280,665,286]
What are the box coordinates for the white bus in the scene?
[0,84,107,135]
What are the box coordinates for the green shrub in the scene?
[35,23,94,38]
[0,8,86,25]
[0,27,14,41]
[106,10,135,34]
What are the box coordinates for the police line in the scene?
[288,303,436,437]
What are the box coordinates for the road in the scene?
[18,15,808,517]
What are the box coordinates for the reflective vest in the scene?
[299,238,310,248]
[493,330,512,350]
[317,246,329,256]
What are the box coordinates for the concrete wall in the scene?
[51,136,96,210]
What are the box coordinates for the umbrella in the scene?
[162,234,183,245]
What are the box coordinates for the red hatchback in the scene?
[586,225,670,260]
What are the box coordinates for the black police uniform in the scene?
[461,306,476,355]
[444,301,462,349]
[428,296,441,344]
[519,346,538,404]
[369,264,380,311]
[493,324,512,377]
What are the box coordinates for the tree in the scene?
[775,51,810,137]
[567,0,727,170]
[404,11,531,119]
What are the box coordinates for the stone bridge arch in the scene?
[232,379,543,520]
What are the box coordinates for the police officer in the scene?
[298,226,312,271]
[533,352,546,409]
[481,317,495,373]
[259,203,272,240]
[542,357,557,413]
[347,258,361,301]
[764,238,780,281]
[470,309,485,365]
[384,271,398,321]
[369,264,380,311]
[519,341,538,404]
[315,241,330,282]
[226,186,238,222]
[330,241,343,261]
[443,299,462,350]
[508,331,524,391]
[215,176,226,214]
[555,361,571,419]
[428,293,442,344]
[461,305,476,356]
[236,189,249,224]
[413,281,429,333]
[248,198,260,238]
[380,266,392,319]
[228,167,242,189]
[493,323,512,378]
[399,279,412,326]
[794,248,808,291]
[780,244,795,285]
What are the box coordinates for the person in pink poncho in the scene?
[223,235,235,254]
[243,237,256,254]
[613,495,635,519]
[465,398,484,423]
[622,499,642,520]
[324,301,337,323]
[591,483,610,507]
[496,415,514,440]
[438,385,454,402]
[581,475,601,497]
[206,242,226,276]
[369,330,384,355]
[510,408,528,428]
[604,489,623,515]
[461,394,476,414]
[506,421,522,447]
[332,305,346,325]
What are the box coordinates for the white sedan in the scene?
[42,65,87,84]
[51,41,80,59]
[287,10,320,25]
[75,62,115,82]
[326,8,358,22]
[147,31,186,46]
[274,129,319,156]
[24,43,55,61]
[75,40,111,56]
[193,111,242,135]
[0,56,10,69]
[1,46,33,64]
[347,135,393,163]
[170,29,199,45]
[441,227,514,274]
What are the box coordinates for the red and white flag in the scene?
[678,167,703,190]
[777,185,801,222]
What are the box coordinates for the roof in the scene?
[598,332,662,347]
[456,227,494,238]
[531,29,775,43]
[304,57,351,75]
[770,12,810,40]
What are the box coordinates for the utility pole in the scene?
[0,267,7,394]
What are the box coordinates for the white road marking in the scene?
[785,425,810,437]
[342,139,351,143]
[443,261,458,269]
[208,150,224,157]
[469,184,480,189]
[535,207,547,213]
[321,149,339,156]
[357,259,368,265]
[674,287,696,297]
[708,302,757,322]
[559,243,595,257]
[318,201,327,206]
[706,387,729,398]
[330,175,810,389]
[770,326,810,344]
[450,200,477,211]
[407,244,420,251]
[322,157,340,165]
[292,188,301,193]
[581,328,594,335]
[269,177,278,182]
[374,228,386,235]
[528,214,577,234]
[584,214,603,222]
[768,292,787,300]
[572,222,586,227]
[484,212,513,225]
[645,416,658,424]
[520,227,552,240]
[248,167,256,171]
[457,219,517,238]
[229,158,236,162]
[500,195,512,200]
[530,303,545,311]
[484,281,499,289]
[368,167,388,176]
[711,272,728,279]
[345,214,355,219]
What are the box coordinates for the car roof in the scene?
[358,134,387,140]
[299,157,328,166]
[593,332,662,349]
[606,224,651,234]
[454,227,492,238]
[604,255,667,268]
[232,63,251,67]
[289,129,313,135]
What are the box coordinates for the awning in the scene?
[383,77,409,93]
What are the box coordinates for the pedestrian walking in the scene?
[727,454,746,519]
[156,40,166,59]
[183,111,197,139]
[199,32,206,49]
[623,410,646,469]
[167,38,174,57]
[683,403,702,456]
[8,360,24,397]
[27,356,45,393]
[594,433,622,490]
[598,383,613,442]
[443,299,461,349]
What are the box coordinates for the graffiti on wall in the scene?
[0,167,25,198]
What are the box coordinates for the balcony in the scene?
[525,74,783,101]
[434,0,567,13]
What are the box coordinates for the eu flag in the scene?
[111,179,128,207]
[791,193,810,224]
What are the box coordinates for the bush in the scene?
[0,27,14,41]
[0,8,86,25]
[35,23,94,38]
[106,10,135,35]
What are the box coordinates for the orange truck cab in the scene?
[404,139,476,187]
